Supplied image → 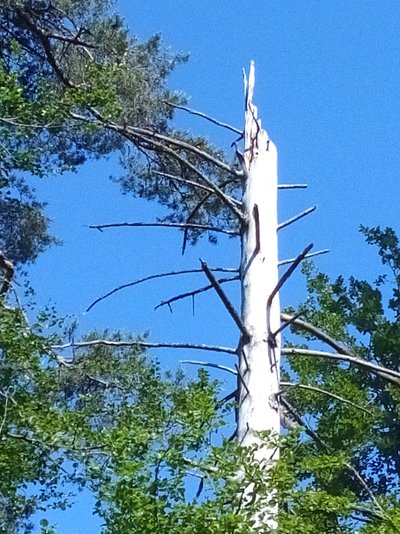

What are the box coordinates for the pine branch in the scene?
[70,109,245,221]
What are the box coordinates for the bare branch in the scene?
[180,360,237,375]
[0,117,62,129]
[281,313,352,355]
[86,267,239,313]
[278,184,308,190]
[163,100,242,135]
[278,249,329,267]
[52,340,237,355]
[201,260,249,341]
[267,244,313,343]
[155,276,239,311]
[282,347,400,384]
[270,245,313,305]
[279,382,374,416]
[87,221,239,236]
[278,206,317,230]
[273,311,304,338]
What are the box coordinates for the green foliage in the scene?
[0,0,187,264]
[279,226,400,531]
[0,298,259,532]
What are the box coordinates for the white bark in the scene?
[237,61,281,529]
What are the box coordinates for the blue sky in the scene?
[28,1,400,531]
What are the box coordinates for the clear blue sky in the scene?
[29,1,400,531]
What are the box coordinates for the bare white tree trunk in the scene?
[237,61,281,530]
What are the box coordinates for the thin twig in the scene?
[180,360,237,376]
[278,249,329,267]
[87,221,239,236]
[278,206,317,230]
[201,260,249,341]
[182,192,214,255]
[86,267,238,313]
[279,382,373,416]
[155,276,239,311]
[163,101,242,135]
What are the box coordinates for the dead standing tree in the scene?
[81,61,320,529]
[57,63,396,528]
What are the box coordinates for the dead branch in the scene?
[163,100,242,135]
[278,184,308,189]
[201,260,249,341]
[155,275,239,311]
[267,244,313,344]
[279,382,373,416]
[87,221,239,236]
[270,245,313,304]
[281,313,352,355]
[282,313,400,385]
[278,249,329,267]
[282,347,400,384]
[273,311,304,338]
[52,340,237,355]
[86,267,239,313]
[180,360,237,375]
[278,206,317,230]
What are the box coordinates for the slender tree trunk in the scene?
[237,61,281,530]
